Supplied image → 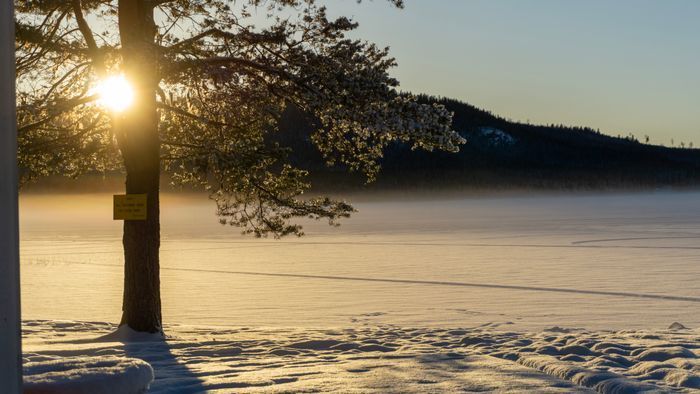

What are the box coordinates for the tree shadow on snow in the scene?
[119,336,208,393]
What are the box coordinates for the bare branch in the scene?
[70,0,105,74]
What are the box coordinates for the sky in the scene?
[319,0,699,145]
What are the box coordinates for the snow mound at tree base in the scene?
[97,324,165,342]
[23,356,154,394]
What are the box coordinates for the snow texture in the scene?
[22,320,700,393]
[23,355,153,394]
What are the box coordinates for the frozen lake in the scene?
[19,190,700,331]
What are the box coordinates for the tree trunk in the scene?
[117,0,162,333]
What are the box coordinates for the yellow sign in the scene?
[113,194,148,220]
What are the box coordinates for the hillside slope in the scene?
[275,96,700,190]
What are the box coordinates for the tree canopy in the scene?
[16,0,464,237]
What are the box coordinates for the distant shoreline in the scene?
[20,172,700,200]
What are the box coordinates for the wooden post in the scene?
[0,1,22,392]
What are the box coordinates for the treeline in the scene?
[274,95,700,191]
[25,95,700,193]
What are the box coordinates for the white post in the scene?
[0,0,22,393]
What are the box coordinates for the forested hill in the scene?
[276,95,700,190]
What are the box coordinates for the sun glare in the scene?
[95,75,134,112]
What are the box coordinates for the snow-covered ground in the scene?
[22,320,700,392]
[19,190,700,391]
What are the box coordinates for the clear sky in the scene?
[320,0,699,145]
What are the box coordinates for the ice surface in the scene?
[19,190,700,331]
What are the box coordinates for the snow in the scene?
[20,191,700,330]
[97,324,165,343]
[22,320,700,392]
[23,354,153,394]
[477,126,517,146]
[18,190,700,391]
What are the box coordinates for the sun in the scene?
[95,75,134,112]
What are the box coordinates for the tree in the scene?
[15,0,464,332]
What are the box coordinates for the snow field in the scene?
[22,320,700,393]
